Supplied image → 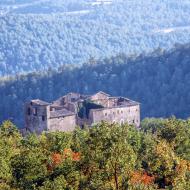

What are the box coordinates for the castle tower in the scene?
[24,99,50,134]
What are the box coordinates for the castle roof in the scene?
[89,97,139,112]
[50,109,75,118]
[92,91,110,97]
[31,99,50,106]
[89,91,111,101]
[119,100,140,106]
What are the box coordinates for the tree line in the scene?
[1,117,190,189]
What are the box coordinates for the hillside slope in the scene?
[1,0,190,75]
[0,43,190,126]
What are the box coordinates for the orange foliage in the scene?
[63,148,72,158]
[72,152,81,161]
[52,153,62,166]
[47,149,81,172]
[47,153,62,172]
[175,159,190,173]
[130,171,155,185]
[174,159,190,179]
[63,148,81,162]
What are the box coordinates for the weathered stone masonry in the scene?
[24,91,140,134]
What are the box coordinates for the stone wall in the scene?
[107,98,118,107]
[48,115,76,132]
[24,92,141,134]
[65,93,81,103]
[25,103,48,134]
[89,92,109,107]
[53,93,81,107]
[90,92,109,101]
[89,105,140,127]
[66,102,77,113]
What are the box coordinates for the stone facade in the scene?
[24,91,140,134]
[47,114,76,132]
[89,105,140,126]
[25,100,49,134]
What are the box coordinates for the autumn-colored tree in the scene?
[72,152,81,162]
[1,118,190,189]
[130,171,155,186]
[73,122,138,189]
[51,153,62,166]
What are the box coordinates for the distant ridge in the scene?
[1,0,190,76]
[0,43,190,127]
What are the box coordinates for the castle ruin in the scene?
[24,91,140,134]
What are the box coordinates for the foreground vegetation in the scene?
[1,117,190,189]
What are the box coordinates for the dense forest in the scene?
[0,44,190,127]
[1,118,190,189]
[1,0,190,75]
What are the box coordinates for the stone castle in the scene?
[24,91,140,134]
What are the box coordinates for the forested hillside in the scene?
[1,0,190,75]
[1,118,190,189]
[0,44,190,127]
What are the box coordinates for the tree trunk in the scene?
[114,164,119,190]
